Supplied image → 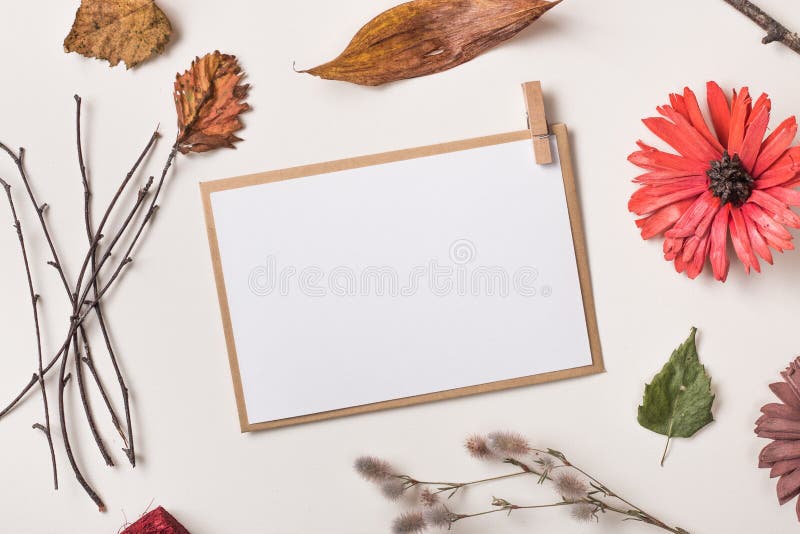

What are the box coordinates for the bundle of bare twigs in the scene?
[0,51,248,511]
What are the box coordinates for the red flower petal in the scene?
[754,116,798,177]
[750,190,800,228]
[728,87,752,155]
[673,254,689,274]
[707,81,732,147]
[669,92,689,120]
[739,104,770,174]
[730,206,759,273]
[633,170,706,184]
[743,211,774,264]
[683,87,725,153]
[663,236,684,262]
[757,146,800,188]
[629,141,710,173]
[742,203,794,251]
[658,105,721,161]
[642,116,714,163]
[628,185,707,215]
[665,191,717,238]
[765,186,800,207]
[747,93,771,127]
[710,204,731,281]
[686,234,710,279]
[694,195,722,238]
[635,199,694,239]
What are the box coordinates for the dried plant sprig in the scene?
[358,432,690,533]
[0,178,57,490]
[0,51,249,511]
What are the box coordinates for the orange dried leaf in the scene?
[174,51,250,154]
[300,0,562,86]
[64,0,172,69]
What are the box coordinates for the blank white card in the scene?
[209,136,594,426]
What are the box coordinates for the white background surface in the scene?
[210,139,591,424]
[0,0,799,532]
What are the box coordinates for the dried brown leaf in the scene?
[64,0,172,69]
[300,0,562,86]
[174,51,251,154]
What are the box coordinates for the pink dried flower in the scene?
[465,434,493,459]
[423,505,456,528]
[486,431,530,458]
[355,456,394,482]
[392,511,427,534]
[419,488,439,507]
[553,471,588,501]
[380,478,406,501]
[570,503,598,523]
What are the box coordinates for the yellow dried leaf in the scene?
[64,0,172,69]
[174,51,250,154]
[301,0,562,86]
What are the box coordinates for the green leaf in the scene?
[637,327,714,466]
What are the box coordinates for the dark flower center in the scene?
[707,151,754,206]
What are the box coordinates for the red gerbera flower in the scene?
[628,82,800,281]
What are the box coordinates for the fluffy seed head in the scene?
[419,488,439,507]
[423,505,455,528]
[392,511,427,534]
[486,431,530,458]
[355,456,394,482]
[380,478,406,501]
[553,471,588,501]
[465,434,493,459]
[570,503,598,523]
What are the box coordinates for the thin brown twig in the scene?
[75,95,135,465]
[721,0,800,55]
[73,330,114,467]
[0,178,57,490]
[57,342,105,512]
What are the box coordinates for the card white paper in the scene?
[210,138,593,425]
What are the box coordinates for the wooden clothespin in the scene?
[521,81,552,165]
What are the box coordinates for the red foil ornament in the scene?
[121,507,190,534]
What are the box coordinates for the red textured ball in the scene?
[121,507,190,534]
